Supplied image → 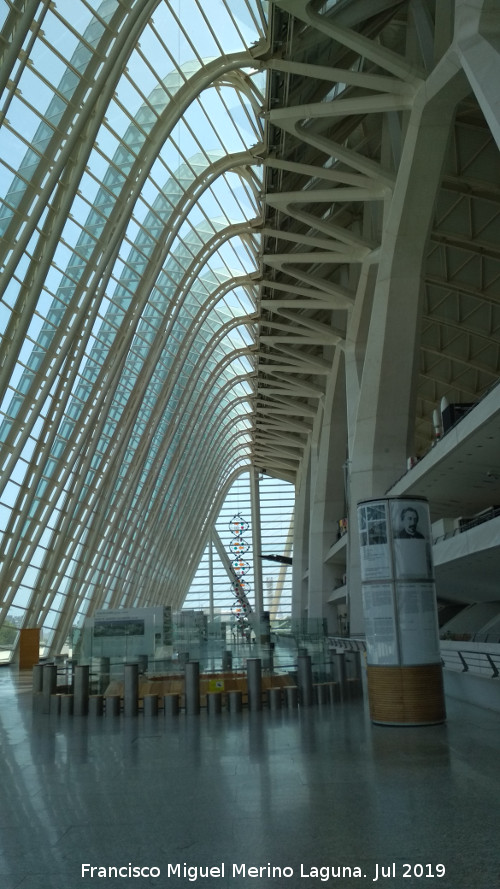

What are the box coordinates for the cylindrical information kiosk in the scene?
[357,497,445,725]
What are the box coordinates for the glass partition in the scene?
[66,612,333,692]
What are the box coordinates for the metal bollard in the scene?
[95,657,110,694]
[336,652,347,701]
[247,658,262,711]
[123,663,139,717]
[32,694,43,713]
[267,687,282,710]
[42,664,57,714]
[60,694,74,717]
[206,692,222,715]
[329,681,341,703]
[74,665,90,716]
[105,695,121,716]
[50,693,61,715]
[285,686,298,708]
[143,694,158,717]
[89,695,104,717]
[227,690,243,713]
[164,694,180,716]
[315,683,330,705]
[32,664,44,694]
[185,661,200,715]
[297,654,314,707]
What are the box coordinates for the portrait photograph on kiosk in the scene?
[390,499,433,580]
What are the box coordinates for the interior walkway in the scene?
[0,667,498,889]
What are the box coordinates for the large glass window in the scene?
[0,0,268,659]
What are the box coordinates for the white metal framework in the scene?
[1,0,500,655]
[0,0,268,654]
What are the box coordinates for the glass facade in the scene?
[0,0,268,659]
[184,471,294,620]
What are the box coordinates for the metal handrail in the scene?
[327,637,500,681]
[440,644,500,680]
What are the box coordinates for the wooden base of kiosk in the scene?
[367,663,446,725]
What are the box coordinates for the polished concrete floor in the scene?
[0,667,499,889]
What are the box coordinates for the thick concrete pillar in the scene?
[307,351,347,632]
[347,65,469,635]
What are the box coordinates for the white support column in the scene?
[307,352,347,632]
[208,531,214,622]
[250,468,264,616]
[291,447,311,619]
